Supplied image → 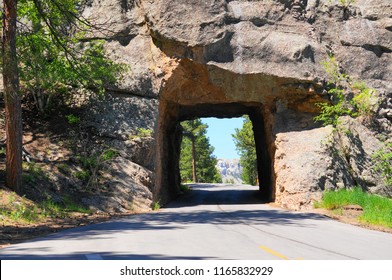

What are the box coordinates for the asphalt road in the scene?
[0,184,391,260]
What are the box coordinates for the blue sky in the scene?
[201,117,245,159]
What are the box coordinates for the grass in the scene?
[152,201,161,211]
[74,170,90,181]
[22,162,48,184]
[39,196,92,218]
[180,184,192,192]
[1,204,41,223]
[315,188,392,228]
[0,190,92,224]
[57,163,71,174]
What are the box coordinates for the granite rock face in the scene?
[216,159,243,184]
[82,0,392,210]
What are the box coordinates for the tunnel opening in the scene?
[155,102,274,204]
[178,116,245,185]
[178,117,225,185]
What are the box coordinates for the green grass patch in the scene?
[1,204,41,223]
[317,188,392,228]
[74,170,90,181]
[22,162,48,184]
[65,114,81,125]
[180,184,192,192]
[57,163,71,174]
[129,128,153,139]
[39,197,92,218]
[0,191,91,224]
[62,196,92,214]
[152,201,161,211]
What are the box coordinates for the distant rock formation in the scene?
[216,159,243,184]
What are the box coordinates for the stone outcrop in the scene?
[217,159,243,184]
[81,0,392,210]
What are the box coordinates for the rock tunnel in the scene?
[154,59,325,204]
[79,0,391,210]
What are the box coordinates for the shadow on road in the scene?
[0,205,328,259]
[0,251,219,260]
[0,184,330,260]
[168,184,266,207]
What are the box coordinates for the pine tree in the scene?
[2,0,23,194]
[1,0,124,195]
[17,0,125,114]
[232,116,258,185]
[180,119,222,183]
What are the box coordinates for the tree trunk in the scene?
[3,0,23,194]
[191,136,197,183]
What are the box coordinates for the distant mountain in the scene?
[216,158,243,184]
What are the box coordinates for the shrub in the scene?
[66,114,81,125]
[315,55,378,126]
[351,81,378,117]
[75,170,90,181]
[129,128,153,139]
[152,201,161,211]
[373,143,392,186]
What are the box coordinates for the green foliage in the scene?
[0,192,91,224]
[137,128,153,138]
[129,128,153,139]
[102,149,119,161]
[39,199,65,218]
[77,148,118,170]
[152,201,161,211]
[351,81,378,117]
[22,162,47,183]
[373,143,392,186]
[6,0,126,113]
[11,206,40,222]
[315,55,378,127]
[57,163,71,174]
[180,184,191,192]
[74,170,90,181]
[77,154,97,171]
[232,116,258,185]
[338,0,355,7]
[314,92,351,126]
[66,114,81,125]
[40,196,91,216]
[7,192,17,204]
[180,119,222,183]
[75,148,119,186]
[326,0,355,7]
[316,187,392,228]
[321,55,347,84]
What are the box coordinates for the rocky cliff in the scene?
[79,0,391,210]
[216,158,243,184]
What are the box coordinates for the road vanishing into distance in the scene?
[1,184,392,260]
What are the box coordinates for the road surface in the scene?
[0,184,391,260]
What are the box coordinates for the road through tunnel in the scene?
[155,102,274,204]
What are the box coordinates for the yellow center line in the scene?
[259,246,290,260]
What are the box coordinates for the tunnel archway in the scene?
[155,101,274,204]
[153,59,323,205]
